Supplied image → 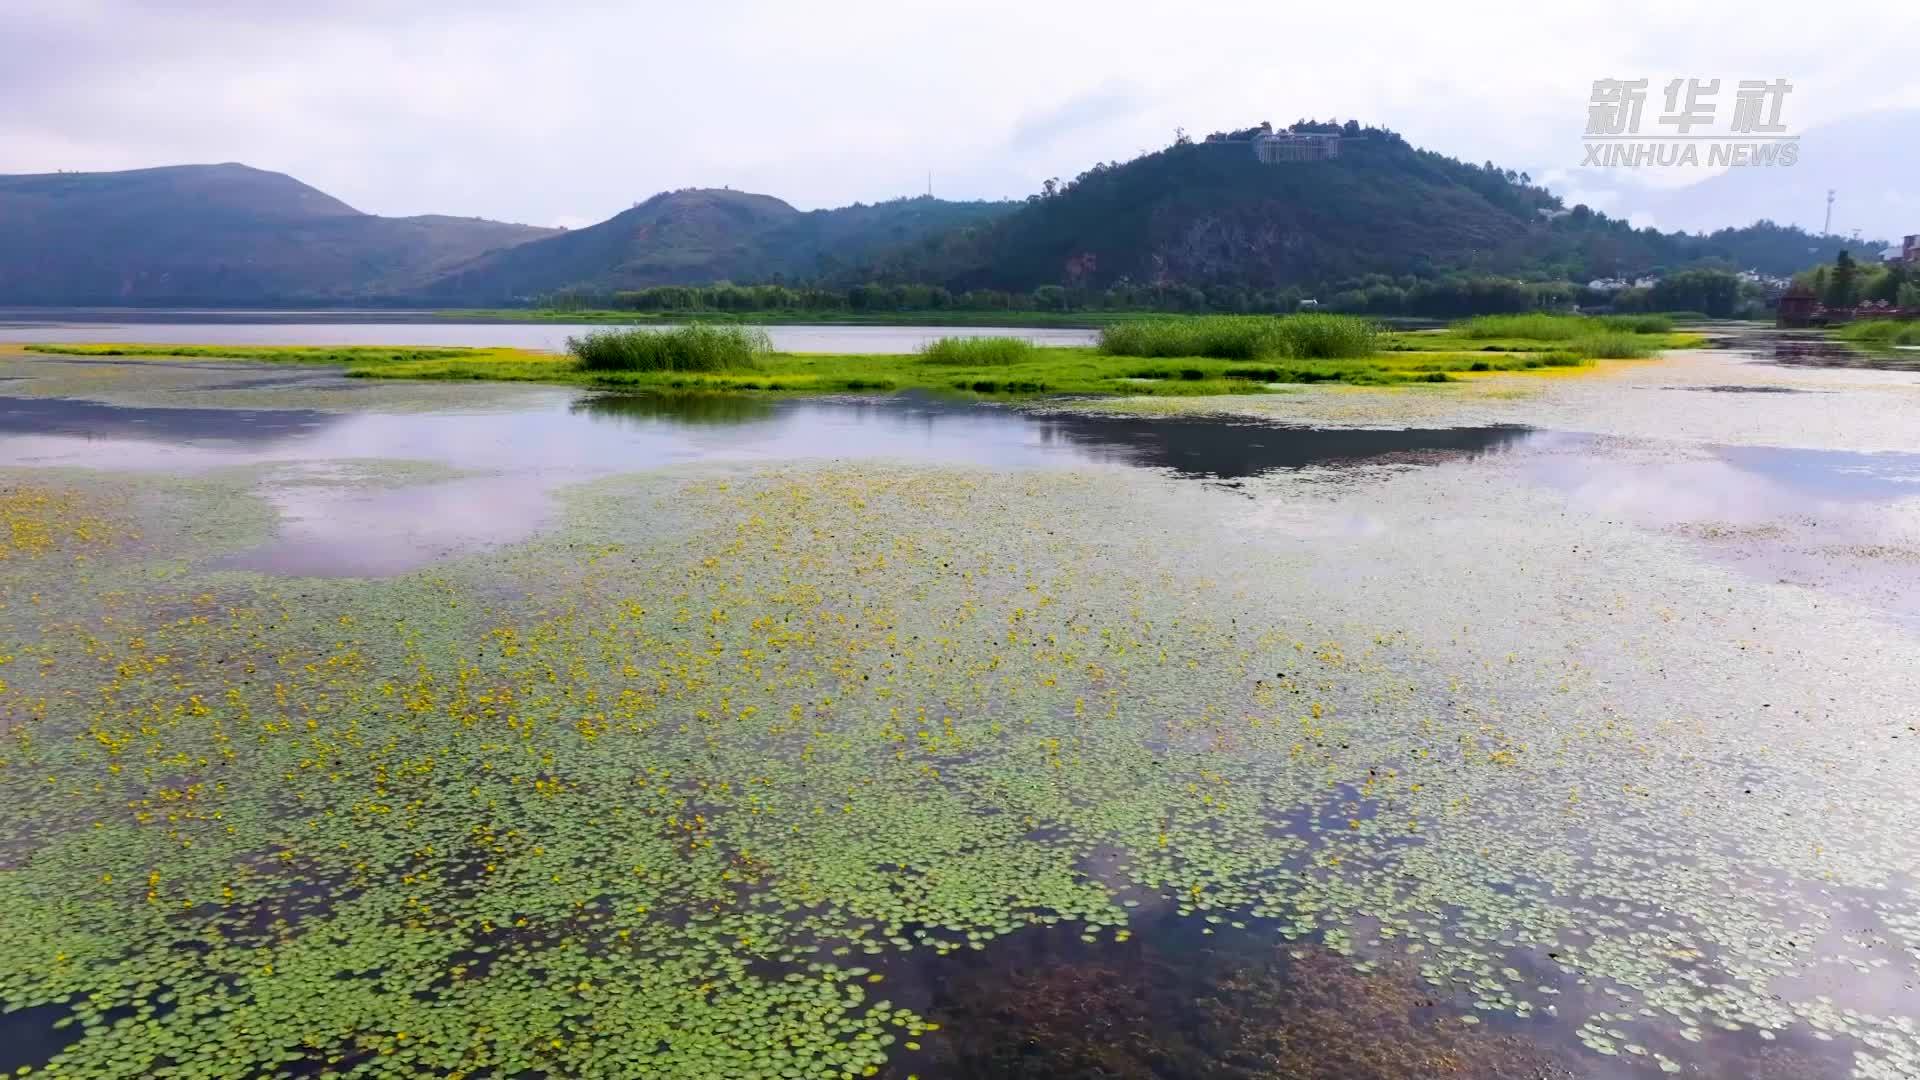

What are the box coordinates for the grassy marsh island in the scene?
[20,314,1700,398]
[1835,319,1920,349]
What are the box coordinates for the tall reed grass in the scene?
[1839,320,1920,347]
[916,336,1036,365]
[568,324,771,372]
[1099,314,1378,360]
[1456,313,1674,339]
[1594,314,1675,334]
[1455,314,1586,340]
[1568,332,1655,359]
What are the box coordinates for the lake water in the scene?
[2,327,1919,1079]
[0,310,1098,353]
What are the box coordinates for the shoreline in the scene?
[14,331,1701,398]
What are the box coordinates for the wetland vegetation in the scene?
[913,336,1037,366]
[1452,313,1675,339]
[19,313,1697,398]
[569,323,773,373]
[0,326,1917,1080]
[1837,319,1920,348]
[1096,313,1380,361]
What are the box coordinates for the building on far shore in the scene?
[1904,234,1920,265]
[1777,288,1918,328]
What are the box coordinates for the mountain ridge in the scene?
[0,129,1876,306]
[418,188,1018,303]
[863,121,1868,294]
[0,163,557,304]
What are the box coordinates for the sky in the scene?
[4,0,1917,237]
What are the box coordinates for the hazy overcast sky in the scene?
[5,0,1916,231]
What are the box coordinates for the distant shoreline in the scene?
[0,306,1448,331]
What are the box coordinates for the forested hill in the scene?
[0,164,557,304]
[416,190,1015,304]
[868,122,1857,291]
[875,123,1558,290]
[0,135,1859,306]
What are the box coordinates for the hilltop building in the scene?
[1252,130,1341,163]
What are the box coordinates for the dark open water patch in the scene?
[1752,333,1920,371]
[1020,411,1535,480]
[855,912,1856,1079]
[0,1003,81,1072]
[0,394,335,445]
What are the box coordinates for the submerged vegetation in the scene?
[2,326,1919,1079]
[0,456,1914,1079]
[931,933,1567,1079]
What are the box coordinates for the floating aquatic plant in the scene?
[0,453,1917,1080]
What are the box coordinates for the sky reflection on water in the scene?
[1,390,1537,576]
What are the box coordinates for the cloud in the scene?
[1010,85,1145,151]
[1,0,1915,230]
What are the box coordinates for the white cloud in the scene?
[1,0,1915,229]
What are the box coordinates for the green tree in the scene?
[1824,250,1858,307]
[1650,269,1741,317]
[1872,264,1909,303]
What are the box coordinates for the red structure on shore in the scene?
[1777,291,1918,328]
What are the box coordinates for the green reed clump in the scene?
[1569,332,1655,359]
[1100,317,1276,359]
[917,336,1037,365]
[1595,314,1675,334]
[1839,320,1920,347]
[1282,313,1381,358]
[1456,313,1681,340]
[568,324,771,372]
[1454,314,1591,340]
[1100,315,1377,360]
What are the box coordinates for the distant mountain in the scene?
[418,189,1015,303]
[874,124,1557,290]
[1645,110,1918,246]
[0,163,556,304]
[0,136,1865,308]
[864,122,1849,292]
